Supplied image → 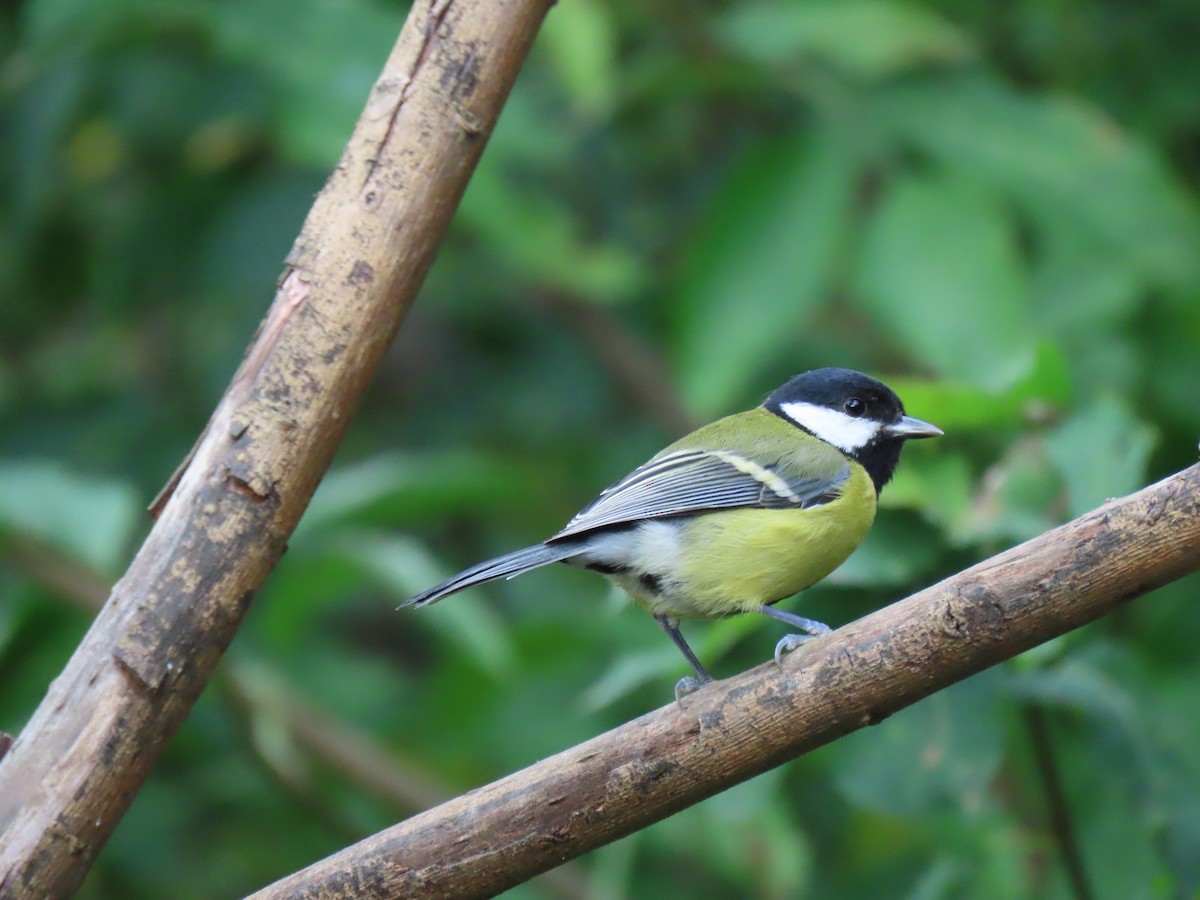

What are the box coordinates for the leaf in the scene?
[719,1,973,78]
[538,0,617,118]
[457,162,644,302]
[1162,792,1200,895]
[1044,395,1158,518]
[699,777,814,897]
[1028,219,1144,335]
[340,532,517,677]
[0,461,139,571]
[884,342,1073,433]
[828,513,947,586]
[211,0,402,166]
[580,647,679,712]
[1006,657,1140,732]
[855,171,1035,385]
[673,123,861,415]
[0,587,30,660]
[907,858,967,900]
[830,671,1008,817]
[964,438,1062,544]
[21,0,210,54]
[875,77,1200,290]
[877,456,974,542]
[581,614,760,711]
[297,452,532,535]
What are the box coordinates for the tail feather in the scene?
[401,543,579,608]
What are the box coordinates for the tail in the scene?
[400,543,580,609]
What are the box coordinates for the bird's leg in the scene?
[655,614,713,701]
[758,605,832,668]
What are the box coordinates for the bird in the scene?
[402,367,942,697]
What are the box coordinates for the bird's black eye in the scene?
[844,398,865,417]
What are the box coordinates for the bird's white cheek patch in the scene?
[779,401,881,453]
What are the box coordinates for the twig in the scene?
[0,1,555,895]
[1023,705,1094,900]
[247,463,1200,899]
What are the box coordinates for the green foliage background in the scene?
[3,0,1200,896]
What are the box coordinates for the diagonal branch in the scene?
[248,463,1200,900]
[1,535,589,899]
[0,1,554,896]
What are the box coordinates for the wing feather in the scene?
[549,448,848,541]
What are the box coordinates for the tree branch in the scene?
[248,463,1200,899]
[0,1,553,895]
[2,535,588,899]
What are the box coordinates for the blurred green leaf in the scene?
[539,0,617,118]
[829,513,947,586]
[582,613,762,711]
[1006,658,1140,733]
[876,77,1200,290]
[1045,395,1158,518]
[580,646,679,712]
[21,0,210,54]
[298,452,533,535]
[720,1,973,78]
[339,531,517,677]
[0,589,29,659]
[584,838,638,900]
[458,162,644,303]
[1029,223,1143,335]
[831,672,1007,817]
[7,1,1200,895]
[907,857,966,900]
[885,342,1072,434]
[1162,792,1200,895]
[965,438,1063,544]
[856,172,1035,386]
[698,775,814,898]
[674,123,861,414]
[0,461,138,571]
[883,460,974,547]
[212,0,401,166]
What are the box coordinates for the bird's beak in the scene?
[886,415,943,439]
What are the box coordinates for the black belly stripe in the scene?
[638,572,665,595]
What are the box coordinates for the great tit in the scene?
[403,367,941,696]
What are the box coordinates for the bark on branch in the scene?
[0,1,552,895]
[248,463,1200,900]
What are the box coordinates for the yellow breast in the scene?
[639,463,877,619]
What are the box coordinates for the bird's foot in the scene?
[774,634,809,668]
[773,627,830,670]
[674,673,714,704]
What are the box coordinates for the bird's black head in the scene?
[763,367,942,493]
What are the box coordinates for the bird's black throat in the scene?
[850,439,904,496]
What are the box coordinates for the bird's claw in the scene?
[775,633,815,669]
[674,674,713,704]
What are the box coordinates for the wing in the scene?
[549,447,849,542]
